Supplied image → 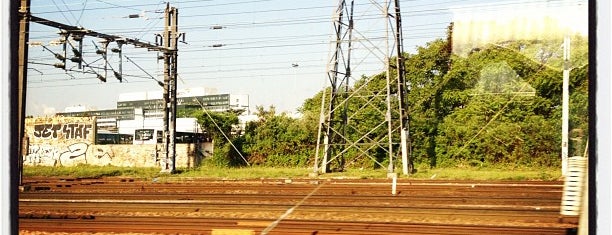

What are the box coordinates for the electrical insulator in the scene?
[114,71,122,82]
[72,48,81,57]
[53,53,66,70]
[53,63,65,69]
[70,57,82,63]
[97,75,106,82]
[54,53,65,61]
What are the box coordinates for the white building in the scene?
[57,87,250,141]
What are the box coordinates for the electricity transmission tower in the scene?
[17,0,181,179]
[314,0,411,176]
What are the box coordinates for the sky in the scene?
[24,0,586,116]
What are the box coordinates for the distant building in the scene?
[56,88,250,137]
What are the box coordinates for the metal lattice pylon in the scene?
[314,0,412,175]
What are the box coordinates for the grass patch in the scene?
[178,166,312,179]
[23,164,562,181]
[23,165,161,179]
[410,165,562,181]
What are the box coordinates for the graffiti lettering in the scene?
[25,145,59,166]
[62,123,91,139]
[59,142,89,160]
[25,143,117,166]
[33,124,62,138]
[33,123,92,140]
[94,147,113,160]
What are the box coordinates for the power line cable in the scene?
[124,55,164,86]
[175,0,275,10]
[94,0,143,12]
[85,9,448,33]
[135,9,165,40]
[33,0,582,18]
[76,0,88,26]
[60,0,79,23]
[50,0,74,25]
[33,1,192,14]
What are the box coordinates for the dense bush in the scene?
[242,106,315,167]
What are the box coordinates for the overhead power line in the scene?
[27,69,389,89]
[32,0,581,18]
[26,0,585,98]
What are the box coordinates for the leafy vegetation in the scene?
[242,106,315,167]
[192,109,247,167]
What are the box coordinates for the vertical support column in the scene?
[168,6,179,173]
[99,39,109,79]
[318,0,347,174]
[161,5,178,173]
[340,0,354,171]
[17,0,32,186]
[384,0,395,174]
[116,40,124,76]
[59,31,68,70]
[393,0,411,175]
[561,35,570,176]
[321,132,331,173]
[161,3,175,173]
[312,83,327,175]
[72,34,84,69]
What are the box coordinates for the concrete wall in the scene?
[23,116,212,168]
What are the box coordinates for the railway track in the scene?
[20,215,574,235]
[19,177,579,234]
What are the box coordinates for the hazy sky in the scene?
[25,0,586,116]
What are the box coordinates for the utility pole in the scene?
[160,4,179,173]
[393,0,412,175]
[561,35,570,176]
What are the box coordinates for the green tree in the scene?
[192,110,246,167]
[243,106,315,167]
[433,40,588,167]
[435,94,560,167]
[404,36,454,167]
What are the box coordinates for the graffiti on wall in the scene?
[94,146,114,160]
[24,117,119,166]
[33,123,93,140]
[59,142,89,162]
[25,142,114,166]
[26,145,60,166]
